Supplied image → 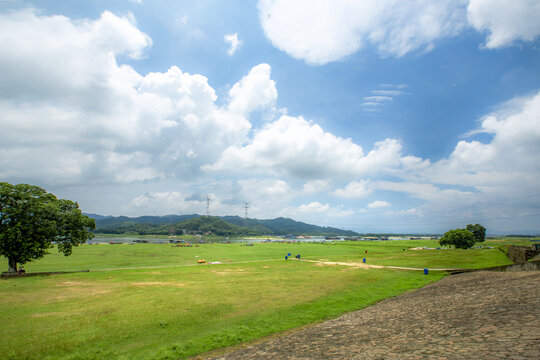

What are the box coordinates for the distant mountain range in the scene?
[85,213,358,236]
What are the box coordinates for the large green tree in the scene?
[466,223,486,243]
[0,182,95,273]
[439,228,476,249]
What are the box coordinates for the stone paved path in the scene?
[209,271,540,359]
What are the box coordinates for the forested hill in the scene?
[221,216,357,236]
[88,214,358,236]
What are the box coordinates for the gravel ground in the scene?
[209,271,540,360]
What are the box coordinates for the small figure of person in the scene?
[18,265,25,274]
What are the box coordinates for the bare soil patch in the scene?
[130,281,186,287]
[31,311,64,318]
[307,260,382,269]
[56,281,92,286]
[210,269,246,276]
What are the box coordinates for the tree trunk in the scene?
[7,257,17,273]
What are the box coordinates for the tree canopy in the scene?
[466,223,486,243]
[439,228,476,249]
[0,182,95,273]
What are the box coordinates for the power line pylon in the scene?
[205,194,211,216]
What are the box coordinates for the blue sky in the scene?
[1,0,539,234]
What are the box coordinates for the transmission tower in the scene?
[205,194,211,216]
[244,202,249,219]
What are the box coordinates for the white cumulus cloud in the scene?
[298,201,330,213]
[259,0,467,65]
[228,63,277,115]
[367,200,391,209]
[424,90,540,189]
[224,32,243,55]
[0,9,278,187]
[259,0,540,65]
[237,178,291,199]
[369,90,540,229]
[467,0,540,48]
[207,115,426,179]
[288,202,354,219]
[302,180,331,194]
[333,180,372,198]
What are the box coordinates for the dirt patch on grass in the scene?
[88,289,110,295]
[44,286,111,302]
[306,259,383,269]
[56,281,93,286]
[130,282,186,287]
[304,259,456,271]
[31,311,64,318]
[211,269,246,276]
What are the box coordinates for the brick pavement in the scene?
[209,271,540,359]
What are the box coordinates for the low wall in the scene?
[449,260,540,274]
[504,261,540,271]
[508,246,540,264]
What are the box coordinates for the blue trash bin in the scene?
[285,256,288,260]
[424,268,428,275]
[363,258,366,263]
[288,253,291,256]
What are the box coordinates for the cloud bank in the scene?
[467,0,540,48]
[259,0,540,65]
[0,9,275,186]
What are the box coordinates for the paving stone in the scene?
[209,272,540,360]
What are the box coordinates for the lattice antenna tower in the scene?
[244,202,249,219]
[205,194,211,216]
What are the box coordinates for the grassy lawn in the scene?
[329,240,514,269]
[0,239,525,359]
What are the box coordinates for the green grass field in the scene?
[0,239,526,359]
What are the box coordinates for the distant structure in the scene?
[205,194,211,216]
[244,202,249,219]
